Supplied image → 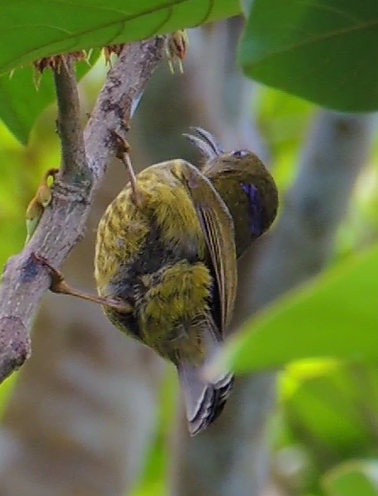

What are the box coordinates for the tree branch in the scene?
[0,37,165,384]
[53,56,88,183]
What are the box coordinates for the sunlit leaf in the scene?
[323,460,378,496]
[283,362,377,455]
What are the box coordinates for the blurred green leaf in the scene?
[0,51,99,144]
[323,460,378,496]
[282,362,378,458]
[239,0,378,111]
[256,87,314,188]
[0,375,17,419]
[210,244,378,375]
[275,361,378,495]
[131,368,177,496]
[0,68,55,145]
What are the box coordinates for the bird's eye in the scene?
[231,150,249,159]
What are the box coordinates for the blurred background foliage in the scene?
[0,4,378,496]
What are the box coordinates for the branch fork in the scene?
[0,37,166,383]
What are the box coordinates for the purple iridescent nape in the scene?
[241,183,263,237]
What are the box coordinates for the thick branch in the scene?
[0,37,165,384]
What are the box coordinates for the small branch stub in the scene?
[0,317,31,379]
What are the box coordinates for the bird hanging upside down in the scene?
[33,128,278,436]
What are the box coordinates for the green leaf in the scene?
[0,0,240,74]
[210,244,378,375]
[282,362,378,456]
[239,0,378,111]
[0,0,240,142]
[0,68,57,145]
[0,52,99,144]
[323,460,378,496]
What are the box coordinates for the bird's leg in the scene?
[111,130,145,209]
[31,253,132,313]
[25,168,60,243]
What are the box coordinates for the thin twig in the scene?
[53,56,88,183]
[0,37,165,384]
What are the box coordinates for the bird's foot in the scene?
[31,252,132,313]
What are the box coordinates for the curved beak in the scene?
[183,127,223,160]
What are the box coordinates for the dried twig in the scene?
[0,37,166,384]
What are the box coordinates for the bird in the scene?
[34,128,278,436]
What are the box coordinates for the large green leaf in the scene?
[210,243,378,375]
[0,1,239,74]
[0,0,240,142]
[239,0,378,111]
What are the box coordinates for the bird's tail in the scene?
[177,359,234,436]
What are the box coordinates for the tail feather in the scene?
[177,362,234,436]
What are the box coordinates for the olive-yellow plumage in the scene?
[94,154,239,436]
[95,162,213,360]
[95,163,207,293]
[36,128,278,437]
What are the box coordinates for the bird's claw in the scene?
[31,252,133,313]
[30,252,66,293]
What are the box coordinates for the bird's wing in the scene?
[174,160,237,335]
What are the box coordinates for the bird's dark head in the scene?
[184,127,279,256]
